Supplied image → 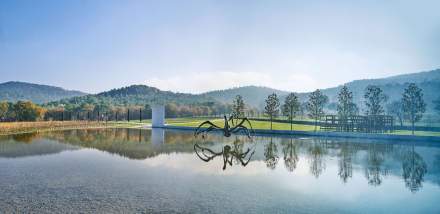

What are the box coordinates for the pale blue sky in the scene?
[1,0,439,93]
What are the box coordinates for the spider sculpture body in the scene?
[194,142,255,170]
[194,115,254,138]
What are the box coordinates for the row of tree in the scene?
[0,100,234,122]
[231,83,427,134]
[0,101,46,121]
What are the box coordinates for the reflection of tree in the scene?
[282,139,299,172]
[433,154,440,186]
[264,138,279,170]
[12,132,40,143]
[308,140,327,178]
[365,144,389,186]
[232,137,244,164]
[402,146,427,193]
[338,143,355,183]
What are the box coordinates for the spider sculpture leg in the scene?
[231,125,252,138]
[227,115,235,126]
[194,121,221,137]
[194,144,223,162]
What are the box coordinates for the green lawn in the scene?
[164,117,440,137]
[166,118,319,131]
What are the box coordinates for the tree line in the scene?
[1,82,439,135]
[231,83,431,134]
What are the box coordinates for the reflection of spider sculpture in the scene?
[194,115,254,138]
[194,143,255,170]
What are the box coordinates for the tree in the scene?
[364,85,387,115]
[13,101,46,121]
[387,100,404,127]
[402,83,426,135]
[0,101,9,121]
[307,89,328,131]
[264,93,280,130]
[433,97,440,116]
[337,85,358,119]
[282,93,300,130]
[232,95,245,119]
[337,85,358,131]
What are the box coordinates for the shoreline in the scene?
[164,125,440,143]
[0,121,142,136]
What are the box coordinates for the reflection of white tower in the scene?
[151,128,165,146]
[152,105,165,128]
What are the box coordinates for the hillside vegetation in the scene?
[0,81,86,104]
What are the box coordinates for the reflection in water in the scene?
[151,128,165,146]
[194,137,255,170]
[364,144,390,186]
[307,140,327,178]
[1,128,439,194]
[282,139,299,172]
[338,142,355,183]
[264,138,279,170]
[402,146,428,193]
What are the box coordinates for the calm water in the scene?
[1,128,440,213]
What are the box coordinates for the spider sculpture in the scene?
[194,140,255,170]
[194,115,254,138]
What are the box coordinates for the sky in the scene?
[0,0,439,94]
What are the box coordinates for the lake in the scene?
[1,128,439,213]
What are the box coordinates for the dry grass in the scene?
[0,121,119,135]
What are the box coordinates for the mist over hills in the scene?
[1,68,439,113]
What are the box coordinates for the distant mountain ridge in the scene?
[2,68,439,113]
[201,86,289,109]
[201,68,440,112]
[0,81,86,104]
[48,84,216,107]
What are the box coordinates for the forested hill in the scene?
[48,85,217,107]
[0,81,86,104]
[202,68,440,111]
[312,68,440,110]
[201,86,289,109]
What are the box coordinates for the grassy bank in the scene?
[165,117,440,137]
[0,121,138,136]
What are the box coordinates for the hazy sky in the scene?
[1,0,439,94]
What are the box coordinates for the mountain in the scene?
[48,85,217,107]
[315,69,440,111]
[201,86,289,109]
[0,81,86,104]
[202,68,440,112]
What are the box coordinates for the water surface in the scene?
[1,128,440,213]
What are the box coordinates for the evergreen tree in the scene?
[307,89,328,131]
[264,93,280,130]
[364,85,387,115]
[282,93,300,130]
[402,83,426,135]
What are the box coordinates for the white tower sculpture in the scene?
[151,104,165,128]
